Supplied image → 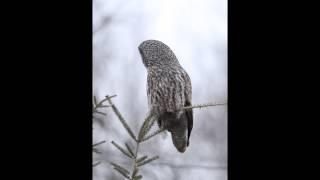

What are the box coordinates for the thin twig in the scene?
[93,161,101,167]
[110,162,131,179]
[93,95,115,114]
[132,167,139,178]
[110,162,130,175]
[136,156,148,164]
[138,114,154,142]
[93,148,102,154]
[137,156,159,167]
[106,95,117,99]
[140,128,165,143]
[125,143,135,158]
[142,115,157,138]
[183,102,227,110]
[93,96,110,167]
[94,111,107,116]
[93,140,106,148]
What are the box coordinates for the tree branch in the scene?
[106,95,137,141]
[182,102,227,110]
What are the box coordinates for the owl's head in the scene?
[138,39,179,68]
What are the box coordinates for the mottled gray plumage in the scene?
[138,39,193,153]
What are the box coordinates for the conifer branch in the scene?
[93,96,110,167]
[111,141,134,159]
[100,93,226,178]
[107,95,162,179]
[93,95,114,113]
[106,95,137,141]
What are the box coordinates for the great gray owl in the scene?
[138,39,193,153]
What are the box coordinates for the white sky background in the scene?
[93,0,227,179]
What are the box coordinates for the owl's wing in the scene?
[182,71,193,146]
[185,100,193,146]
[147,67,192,143]
[147,69,185,113]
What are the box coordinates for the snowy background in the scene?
[93,0,227,179]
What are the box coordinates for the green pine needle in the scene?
[113,167,130,179]
[95,111,107,116]
[133,175,143,180]
[132,167,139,178]
[110,162,130,176]
[138,114,154,141]
[136,155,148,164]
[111,141,134,159]
[125,143,135,157]
[141,128,165,143]
[137,156,159,167]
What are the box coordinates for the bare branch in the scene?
[183,102,227,110]
[93,140,106,148]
